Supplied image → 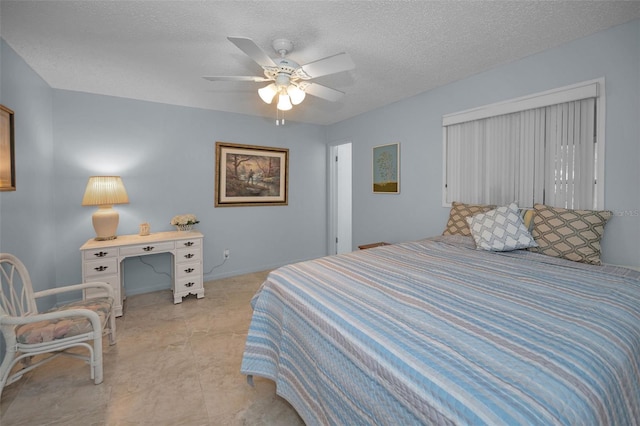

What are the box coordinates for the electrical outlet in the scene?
[223,249,230,259]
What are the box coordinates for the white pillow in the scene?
[466,203,538,252]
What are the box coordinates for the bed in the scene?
[240,235,640,425]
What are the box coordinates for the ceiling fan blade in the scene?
[203,76,271,82]
[227,37,277,68]
[301,82,345,102]
[299,52,355,79]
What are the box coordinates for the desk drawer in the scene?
[119,241,175,256]
[84,257,118,279]
[175,276,203,293]
[176,262,201,279]
[176,247,202,264]
[83,248,118,260]
[176,238,202,249]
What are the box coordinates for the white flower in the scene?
[171,214,200,226]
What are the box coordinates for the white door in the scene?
[329,142,352,254]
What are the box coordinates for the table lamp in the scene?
[82,176,129,240]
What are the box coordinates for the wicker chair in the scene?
[0,253,116,400]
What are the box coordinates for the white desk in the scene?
[80,231,204,316]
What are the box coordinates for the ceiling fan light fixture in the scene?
[287,85,306,105]
[258,83,278,104]
[206,37,354,124]
[277,93,293,111]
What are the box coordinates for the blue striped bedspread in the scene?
[241,236,640,425]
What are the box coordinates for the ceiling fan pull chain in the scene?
[275,107,286,126]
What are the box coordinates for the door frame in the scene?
[327,141,352,255]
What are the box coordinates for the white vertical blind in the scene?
[446,121,487,204]
[444,96,597,209]
[543,98,596,209]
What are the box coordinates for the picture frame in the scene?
[0,105,15,192]
[373,143,400,194]
[215,141,289,207]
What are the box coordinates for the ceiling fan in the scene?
[203,37,355,115]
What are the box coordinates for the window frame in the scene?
[442,78,606,209]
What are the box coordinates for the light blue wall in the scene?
[328,19,640,267]
[0,40,57,298]
[52,91,328,295]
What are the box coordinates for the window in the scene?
[443,79,605,210]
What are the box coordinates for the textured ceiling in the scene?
[1,1,639,125]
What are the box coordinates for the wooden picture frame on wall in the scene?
[373,143,400,194]
[215,141,289,207]
[0,105,15,192]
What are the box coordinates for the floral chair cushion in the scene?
[15,297,112,344]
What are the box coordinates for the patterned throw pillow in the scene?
[528,204,612,265]
[466,203,538,251]
[521,209,535,231]
[443,202,496,236]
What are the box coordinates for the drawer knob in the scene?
[94,265,109,272]
[143,246,155,252]
[184,267,195,273]
[94,251,108,258]
[184,242,194,247]
[184,253,194,259]
[185,282,195,287]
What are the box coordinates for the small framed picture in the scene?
[0,105,15,192]
[215,142,289,207]
[373,143,399,194]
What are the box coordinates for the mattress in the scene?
[241,235,640,425]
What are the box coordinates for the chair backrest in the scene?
[0,253,38,317]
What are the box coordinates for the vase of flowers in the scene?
[171,214,199,231]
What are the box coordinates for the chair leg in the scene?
[0,346,16,402]
[93,332,103,384]
[108,311,116,345]
[0,366,10,403]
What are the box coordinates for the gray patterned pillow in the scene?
[443,202,496,236]
[528,204,612,265]
[466,203,538,251]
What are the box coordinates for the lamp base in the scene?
[92,205,120,241]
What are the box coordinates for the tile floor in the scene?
[0,271,304,425]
